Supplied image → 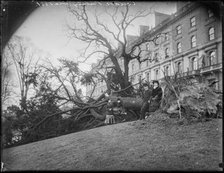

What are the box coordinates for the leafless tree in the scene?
[6,36,41,113]
[1,51,14,105]
[67,4,167,89]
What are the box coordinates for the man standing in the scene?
[140,83,152,120]
[146,80,163,118]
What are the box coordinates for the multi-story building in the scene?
[86,2,222,98]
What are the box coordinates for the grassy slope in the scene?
[2,114,223,171]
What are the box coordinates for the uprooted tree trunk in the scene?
[161,74,222,121]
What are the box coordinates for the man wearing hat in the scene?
[146,80,163,118]
[140,82,152,120]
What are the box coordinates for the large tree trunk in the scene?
[108,96,143,110]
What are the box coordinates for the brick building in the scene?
[86,2,222,98]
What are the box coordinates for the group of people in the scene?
[140,80,163,120]
[104,80,163,124]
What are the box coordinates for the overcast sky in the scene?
[15,1,177,71]
[4,2,176,107]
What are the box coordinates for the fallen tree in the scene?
[18,81,144,145]
[161,74,222,121]
[12,71,222,147]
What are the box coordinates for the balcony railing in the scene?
[201,63,222,73]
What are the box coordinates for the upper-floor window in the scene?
[145,72,150,82]
[209,51,216,65]
[209,27,215,41]
[154,52,159,62]
[191,57,197,70]
[177,42,182,53]
[132,75,135,82]
[190,17,196,27]
[138,74,142,82]
[208,9,214,18]
[155,69,159,80]
[165,48,169,58]
[176,25,182,35]
[164,66,169,76]
[176,61,182,73]
[139,62,141,69]
[146,43,150,50]
[130,76,133,83]
[165,33,169,41]
[191,35,196,48]
[131,63,135,72]
[146,59,149,67]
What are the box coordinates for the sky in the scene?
[15,1,177,71]
[4,1,177,107]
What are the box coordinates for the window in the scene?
[146,59,149,67]
[165,48,169,58]
[190,17,196,27]
[209,51,216,65]
[177,62,182,73]
[176,25,182,35]
[131,63,135,72]
[132,75,135,82]
[191,35,196,48]
[155,69,159,80]
[154,53,159,62]
[146,43,150,50]
[139,62,141,69]
[138,74,142,82]
[165,33,169,41]
[191,57,197,70]
[164,66,169,76]
[208,9,214,18]
[177,42,182,53]
[146,72,150,82]
[209,27,215,41]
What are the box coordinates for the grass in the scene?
[2,113,222,171]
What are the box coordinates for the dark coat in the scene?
[148,87,163,113]
[142,89,152,102]
[151,87,163,102]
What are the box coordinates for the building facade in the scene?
[86,2,222,98]
[129,2,222,90]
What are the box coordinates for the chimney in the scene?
[176,1,190,11]
[154,12,170,26]
[139,25,149,36]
